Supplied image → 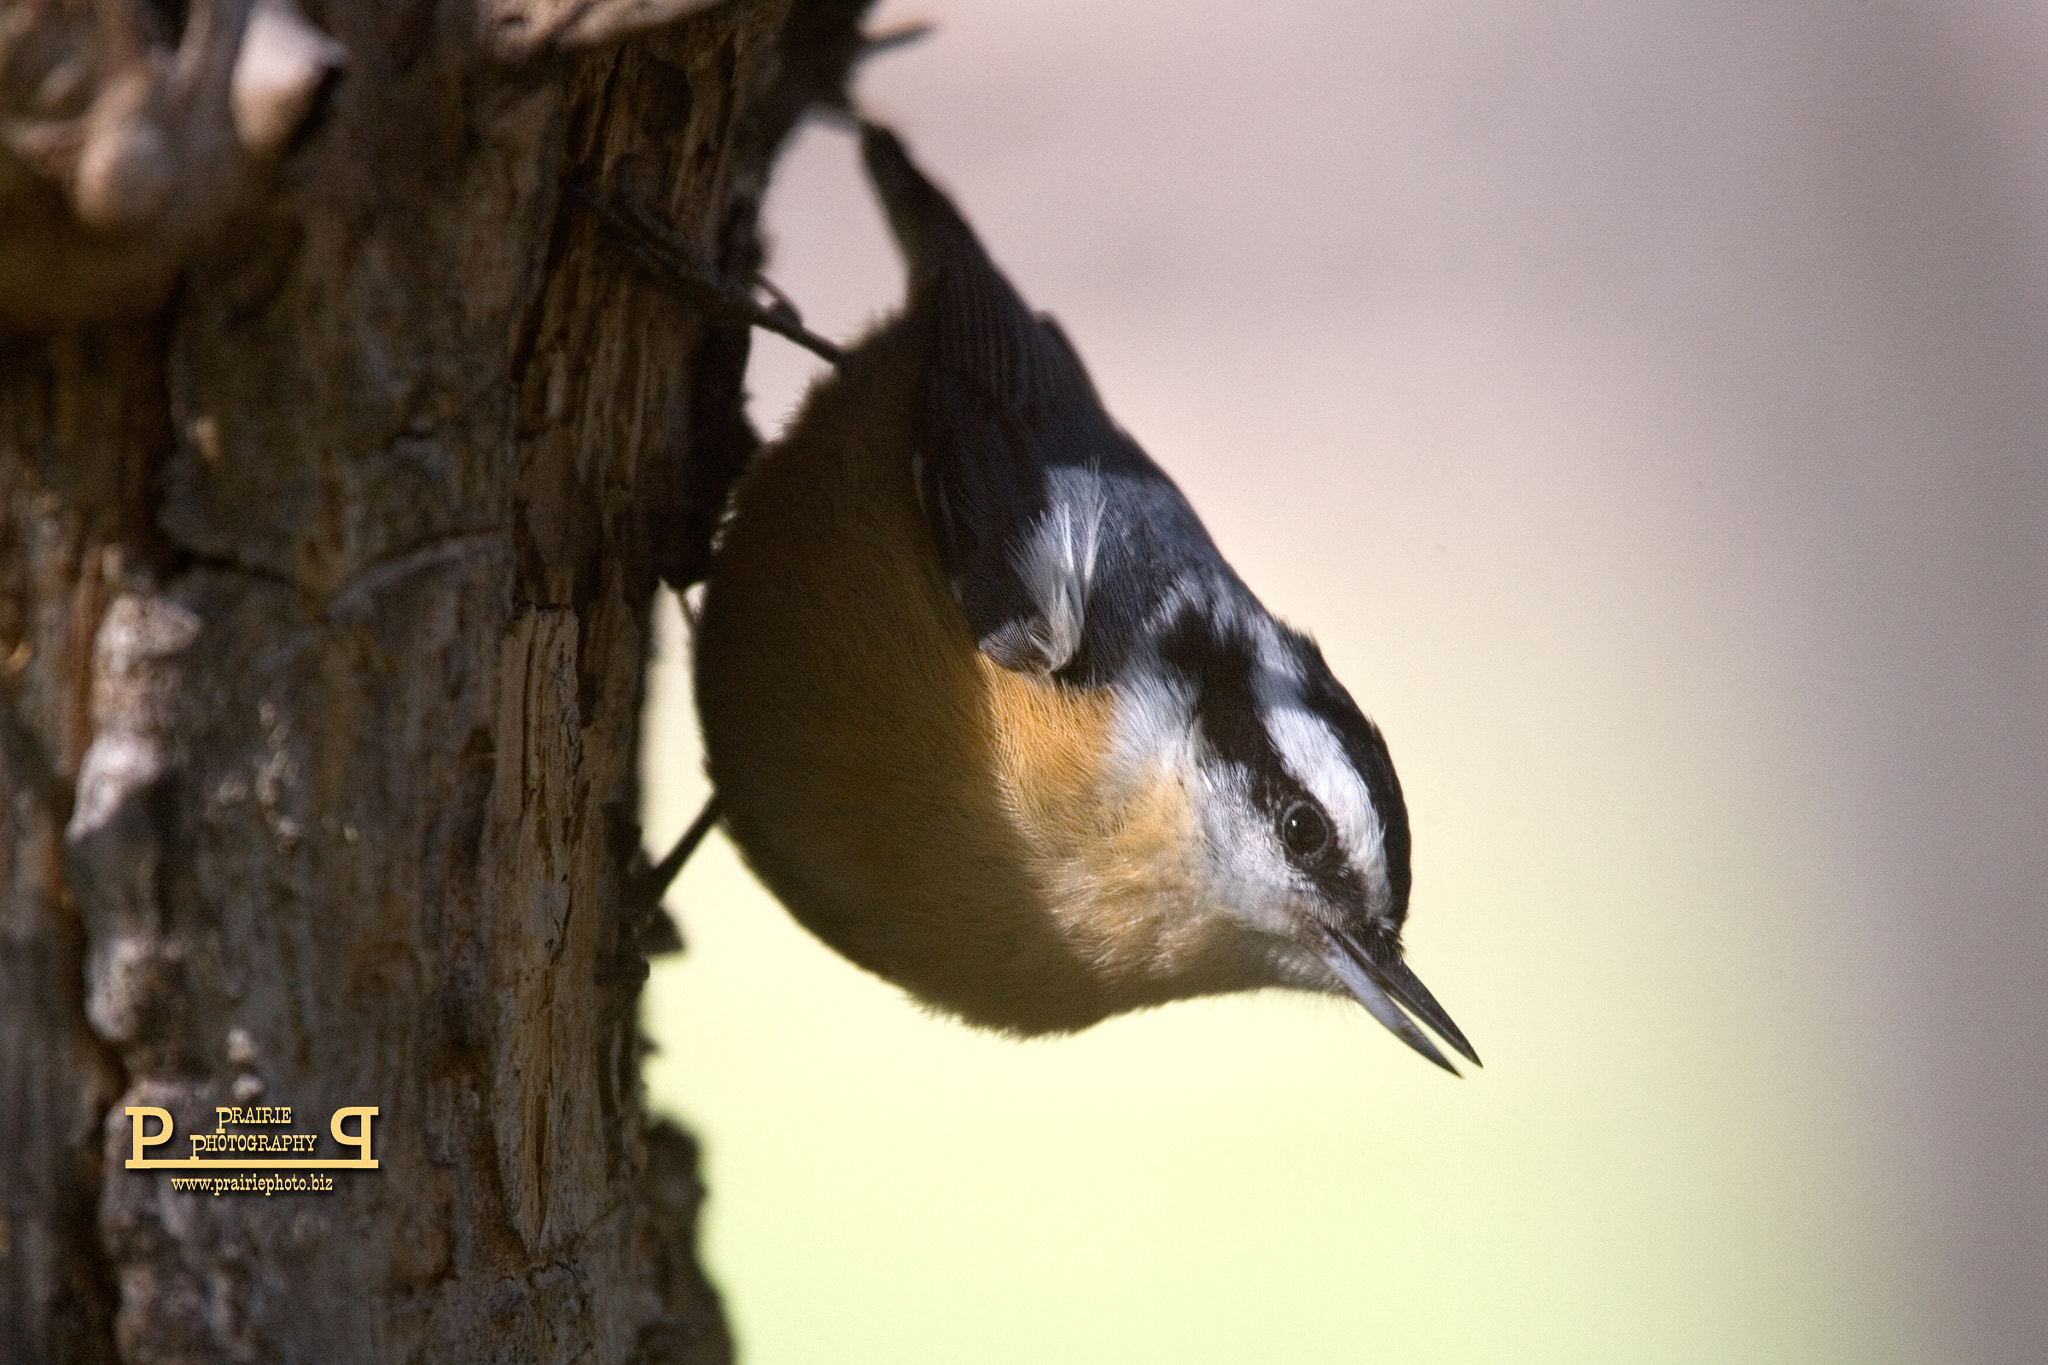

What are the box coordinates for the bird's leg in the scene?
[571,21,935,370]
[624,792,725,951]
[641,793,724,900]
[578,167,836,941]
[566,179,845,367]
[573,181,825,934]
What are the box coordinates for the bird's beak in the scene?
[1323,931,1482,1075]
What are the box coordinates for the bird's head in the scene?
[1112,606,1479,1072]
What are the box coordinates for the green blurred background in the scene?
[641,3,2047,1361]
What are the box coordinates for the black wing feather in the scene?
[862,123,1230,683]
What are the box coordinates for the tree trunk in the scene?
[0,0,867,1359]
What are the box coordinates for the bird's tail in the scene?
[859,122,995,298]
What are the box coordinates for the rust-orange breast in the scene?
[695,323,1229,1034]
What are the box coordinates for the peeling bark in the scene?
[1,0,873,1359]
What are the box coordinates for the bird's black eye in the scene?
[1279,801,1332,862]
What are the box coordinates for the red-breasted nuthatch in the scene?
[690,125,1478,1072]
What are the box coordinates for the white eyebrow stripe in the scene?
[1263,704,1382,860]
[1250,650,1386,898]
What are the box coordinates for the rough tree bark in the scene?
[0,0,871,1359]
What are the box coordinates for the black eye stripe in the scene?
[1291,637,1410,923]
[1159,612,1367,907]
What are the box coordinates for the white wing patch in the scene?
[1008,486,1106,672]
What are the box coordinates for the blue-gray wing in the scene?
[863,124,1230,685]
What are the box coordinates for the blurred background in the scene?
[640,2,2048,1361]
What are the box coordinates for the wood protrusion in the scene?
[230,0,349,161]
